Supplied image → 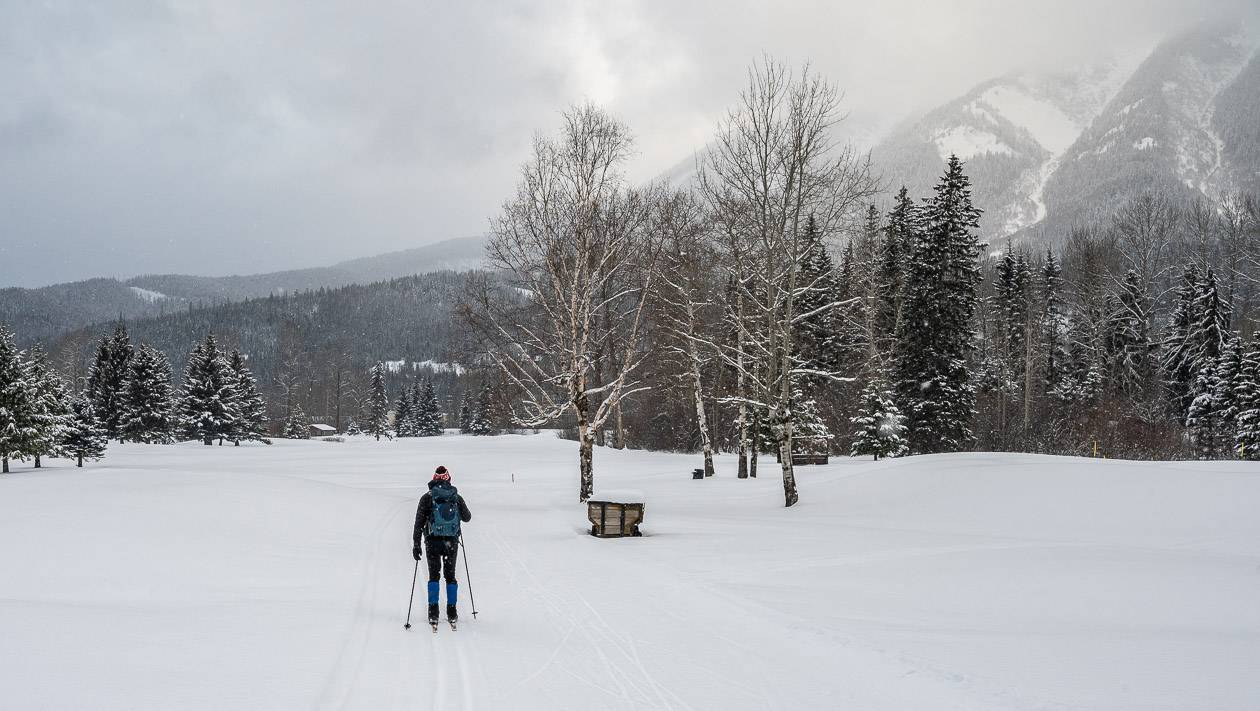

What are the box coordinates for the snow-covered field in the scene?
[2,434,1258,710]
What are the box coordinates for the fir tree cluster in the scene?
[786,157,982,459]
[80,325,270,447]
[177,334,270,445]
[458,387,498,436]
[0,324,104,471]
[393,379,444,437]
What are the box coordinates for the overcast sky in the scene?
[2,0,1255,288]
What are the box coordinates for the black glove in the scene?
[412,546,422,561]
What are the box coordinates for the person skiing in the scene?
[413,465,472,628]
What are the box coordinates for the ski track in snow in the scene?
[317,499,408,710]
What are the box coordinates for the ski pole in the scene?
[459,532,478,619]
[403,559,419,630]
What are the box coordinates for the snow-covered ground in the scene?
[1,435,1257,710]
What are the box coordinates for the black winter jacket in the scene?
[413,480,472,548]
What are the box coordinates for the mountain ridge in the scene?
[872,24,1258,249]
[1,236,487,346]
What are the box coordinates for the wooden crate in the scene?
[587,500,644,538]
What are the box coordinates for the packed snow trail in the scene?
[1,435,1258,710]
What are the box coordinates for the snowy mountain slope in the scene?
[871,57,1138,242]
[873,24,1260,249]
[1,435,1257,710]
[1031,25,1258,245]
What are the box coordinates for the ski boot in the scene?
[446,605,458,630]
[427,604,440,631]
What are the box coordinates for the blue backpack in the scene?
[428,485,462,538]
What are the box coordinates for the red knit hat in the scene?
[432,465,451,482]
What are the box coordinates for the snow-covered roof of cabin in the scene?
[309,424,337,432]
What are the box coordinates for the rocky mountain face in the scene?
[873,24,1258,248]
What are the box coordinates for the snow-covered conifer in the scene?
[1189,267,1231,368]
[458,393,473,434]
[394,384,415,437]
[794,215,841,378]
[466,387,497,436]
[893,156,983,454]
[1186,336,1241,459]
[849,378,907,460]
[0,325,36,473]
[790,388,832,455]
[1161,263,1201,416]
[365,362,390,441]
[226,350,269,444]
[1109,269,1155,396]
[178,335,241,445]
[283,403,311,439]
[1234,336,1260,460]
[121,345,176,444]
[874,187,919,350]
[86,324,134,441]
[415,381,443,436]
[61,393,107,467]
[23,346,72,468]
[1039,248,1065,391]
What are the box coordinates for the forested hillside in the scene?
[2,237,485,347]
[49,271,475,427]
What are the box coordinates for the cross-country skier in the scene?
[413,465,472,629]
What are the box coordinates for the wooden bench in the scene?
[587,500,644,538]
[791,453,829,466]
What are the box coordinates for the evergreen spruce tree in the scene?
[993,247,1032,415]
[0,325,36,473]
[1039,248,1065,392]
[1186,337,1241,460]
[875,187,919,350]
[1186,361,1223,459]
[793,214,841,377]
[23,346,72,468]
[1215,336,1244,434]
[893,156,984,454]
[226,350,269,444]
[61,393,107,467]
[467,387,497,436]
[283,403,311,439]
[1161,264,1202,417]
[120,345,176,444]
[849,378,908,460]
[789,388,832,454]
[406,384,422,434]
[178,335,241,445]
[1189,267,1231,372]
[1109,270,1155,396]
[86,324,135,441]
[458,393,473,434]
[1233,336,1260,460]
[415,381,444,436]
[394,384,415,437]
[366,362,390,441]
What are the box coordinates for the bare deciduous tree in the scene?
[470,104,662,502]
[698,58,877,507]
[653,190,720,477]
